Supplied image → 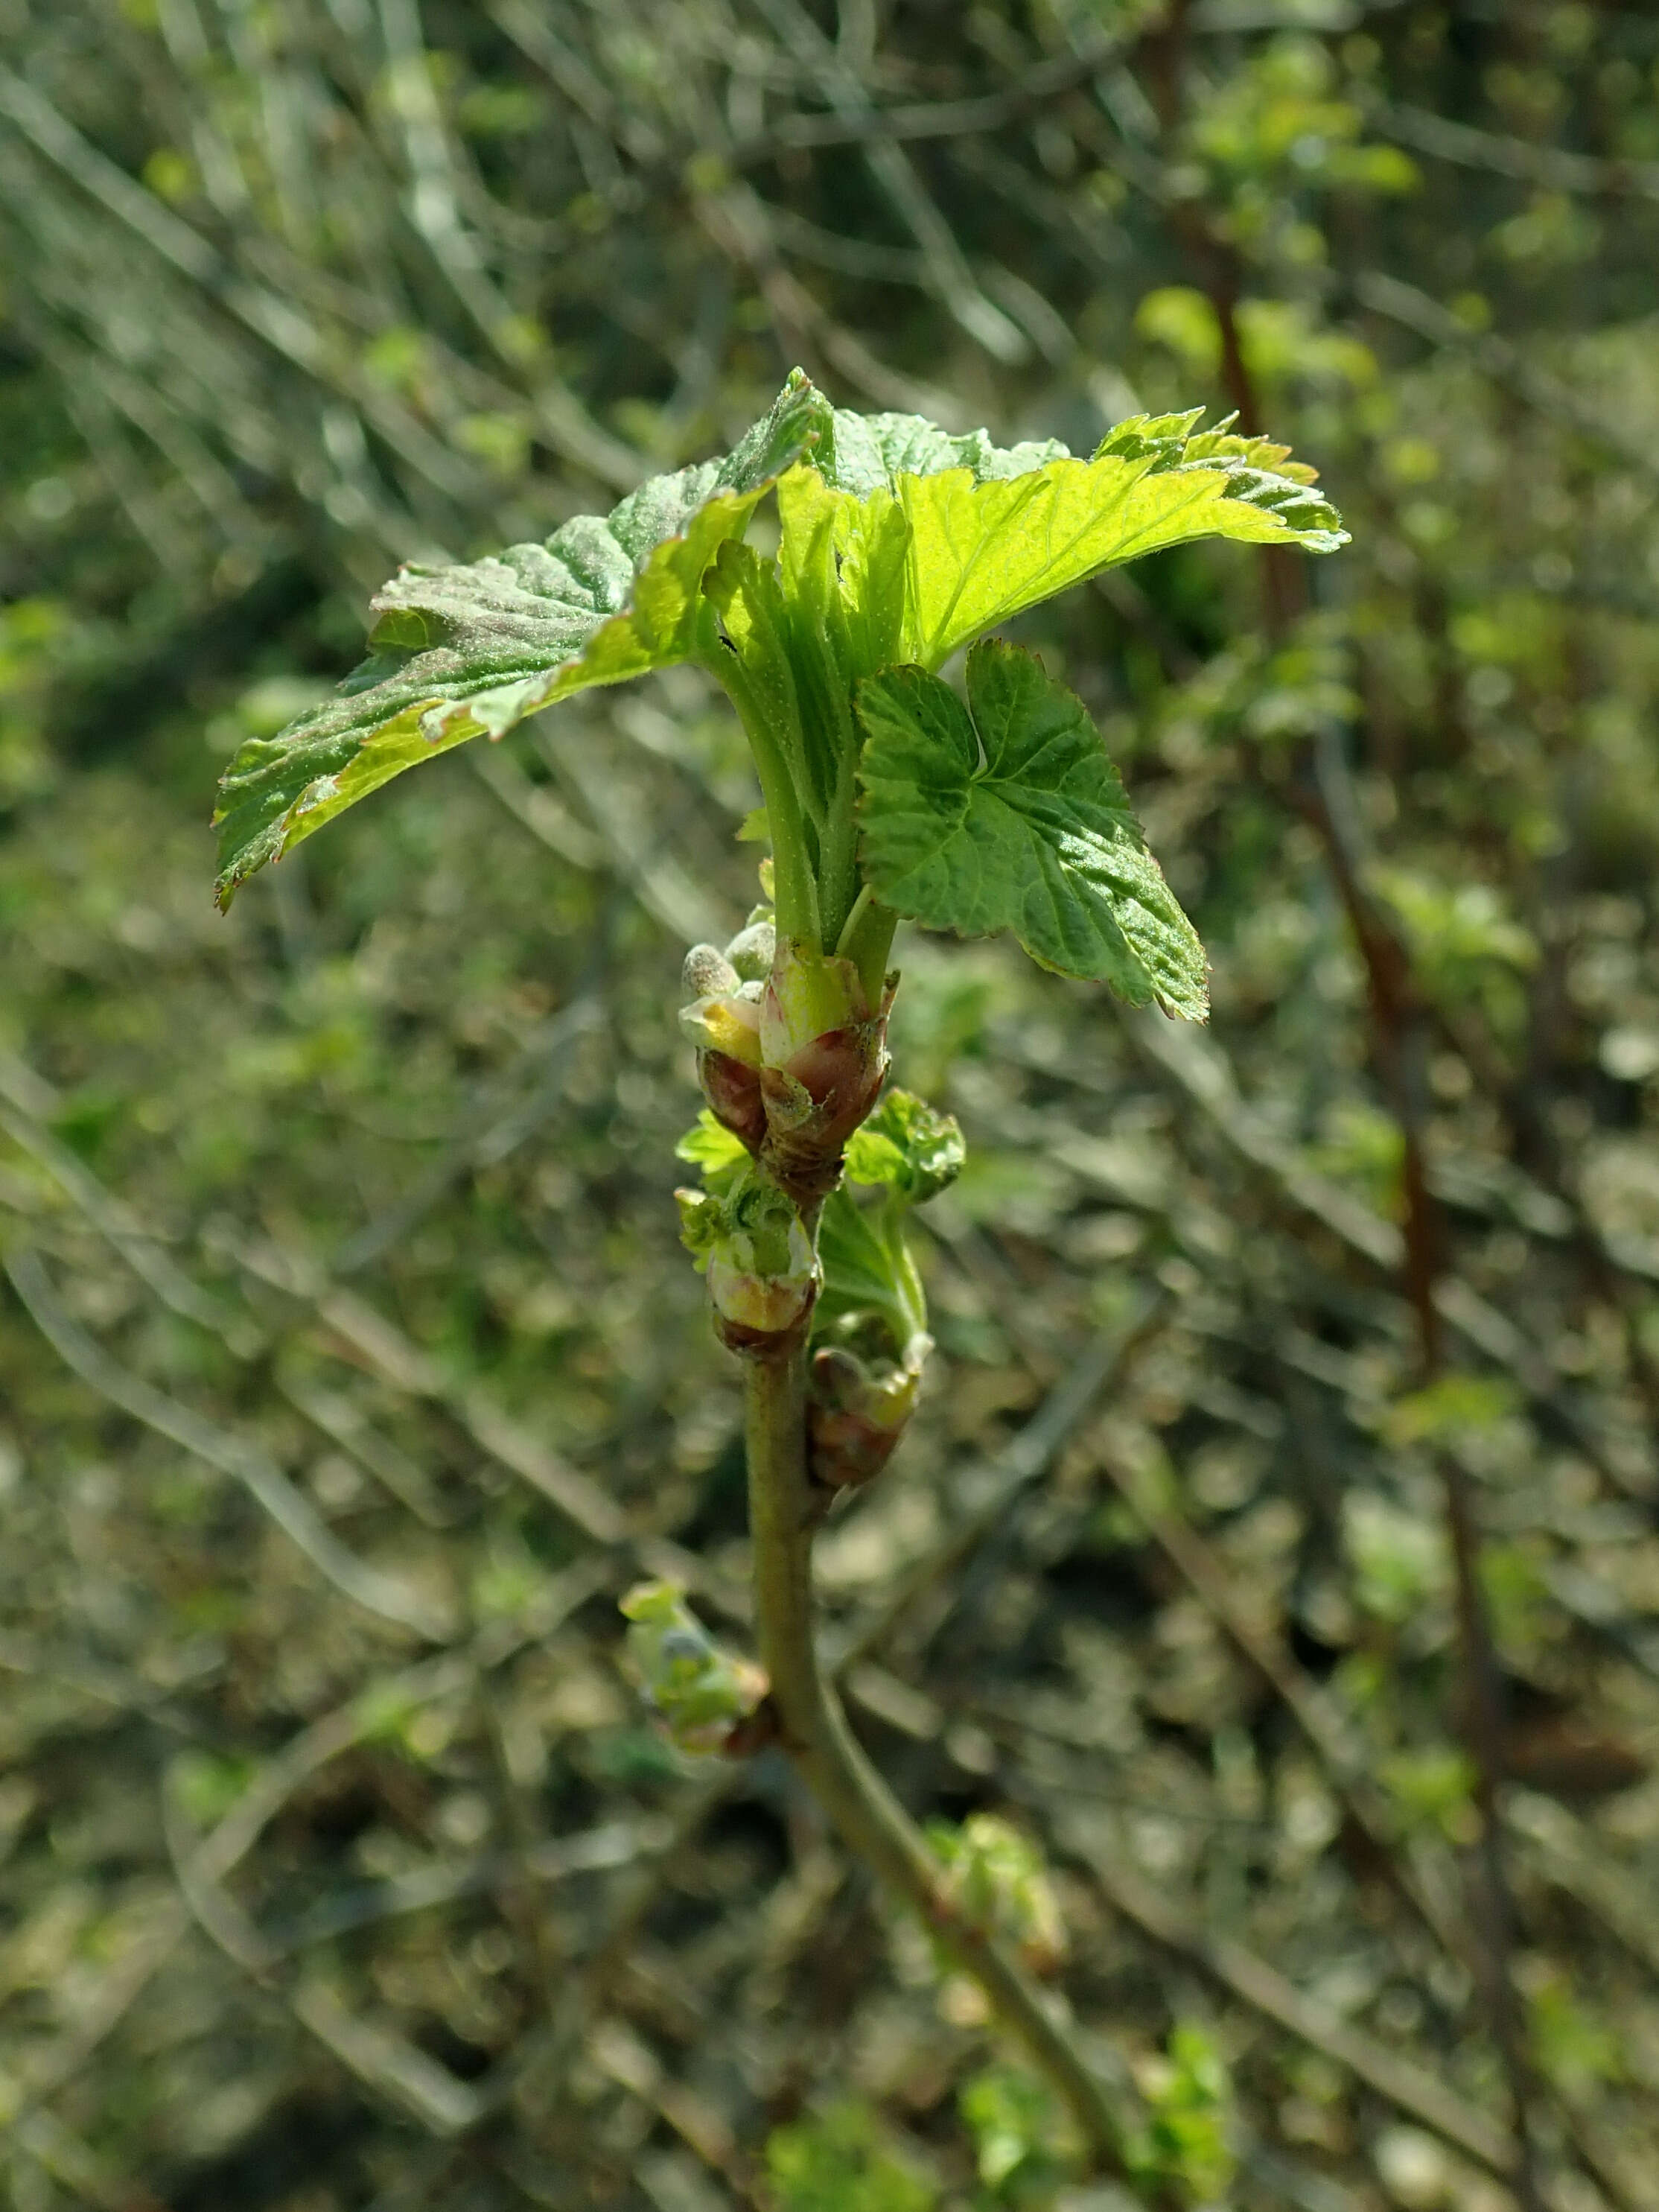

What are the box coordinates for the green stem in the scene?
[832,883,873,960]
[698,638,821,948]
[743,1342,1127,2174]
[815,751,862,950]
[838,892,899,1008]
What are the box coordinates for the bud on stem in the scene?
[758,938,894,1206]
[808,1332,932,1493]
[620,1580,768,1755]
[676,1169,820,1358]
[680,931,771,1153]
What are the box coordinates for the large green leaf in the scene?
[891,419,1346,670]
[792,404,1345,675]
[212,372,833,906]
[856,641,1209,1017]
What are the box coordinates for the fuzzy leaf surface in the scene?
[212,372,832,905]
[818,407,1069,498]
[856,641,1209,1016]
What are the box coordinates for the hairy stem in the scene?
[838,892,899,1008]
[743,1341,1127,2173]
[698,638,822,947]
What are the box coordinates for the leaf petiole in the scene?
[699,631,823,950]
[832,883,874,962]
[836,886,898,1008]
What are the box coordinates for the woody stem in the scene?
[742,1335,1128,2172]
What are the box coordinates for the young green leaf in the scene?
[843,1090,965,1203]
[211,372,832,906]
[856,641,1209,1017]
[783,405,1344,684]
[816,1186,927,1354]
[674,1109,751,1192]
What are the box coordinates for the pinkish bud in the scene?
[807,1332,930,1491]
[757,942,895,1205]
[698,1048,768,1153]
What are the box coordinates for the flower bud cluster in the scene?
[807,1331,932,1494]
[620,1579,768,1757]
[680,917,894,1207]
[676,1154,819,1357]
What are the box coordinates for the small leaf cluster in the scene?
[764,2100,938,2212]
[1125,2026,1237,2207]
[843,1088,966,1207]
[817,1088,963,1356]
[958,2065,1076,2205]
[214,372,1343,1023]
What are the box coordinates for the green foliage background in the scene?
[3,2,1659,2207]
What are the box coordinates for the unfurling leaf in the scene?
[815,1186,927,1356]
[926,1813,1068,1976]
[212,372,832,905]
[843,1089,964,1203]
[856,641,1209,1017]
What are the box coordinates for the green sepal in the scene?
[856,641,1209,1017]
